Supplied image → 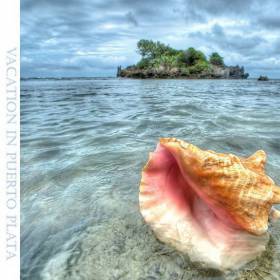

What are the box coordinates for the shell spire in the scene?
[272,185,280,204]
[243,150,266,172]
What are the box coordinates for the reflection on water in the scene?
[21,78,280,280]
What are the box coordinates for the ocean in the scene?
[21,78,280,280]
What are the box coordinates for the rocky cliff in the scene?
[117,64,249,79]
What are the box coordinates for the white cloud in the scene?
[21,0,280,77]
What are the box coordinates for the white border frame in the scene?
[0,0,20,279]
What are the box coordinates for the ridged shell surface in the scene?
[139,138,280,270]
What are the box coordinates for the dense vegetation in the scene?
[135,39,224,75]
[118,39,248,79]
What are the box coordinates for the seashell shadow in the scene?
[39,210,280,280]
[141,217,280,280]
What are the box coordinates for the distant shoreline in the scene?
[20,77,278,81]
[117,73,248,80]
[20,77,115,81]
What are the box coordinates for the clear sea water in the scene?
[21,78,280,280]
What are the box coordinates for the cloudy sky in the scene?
[21,0,280,78]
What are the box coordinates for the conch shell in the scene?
[139,138,280,270]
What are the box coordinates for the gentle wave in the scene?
[21,78,280,280]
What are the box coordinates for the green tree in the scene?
[183,47,207,66]
[137,58,151,69]
[137,39,178,60]
[153,42,178,57]
[209,52,224,66]
[137,39,156,58]
[189,60,210,74]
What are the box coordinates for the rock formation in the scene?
[118,64,249,79]
[258,75,269,81]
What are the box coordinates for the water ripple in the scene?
[21,78,280,280]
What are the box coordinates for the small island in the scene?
[258,75,269,81]
[117,39,249,79]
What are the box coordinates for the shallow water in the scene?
[21,78,280,280]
